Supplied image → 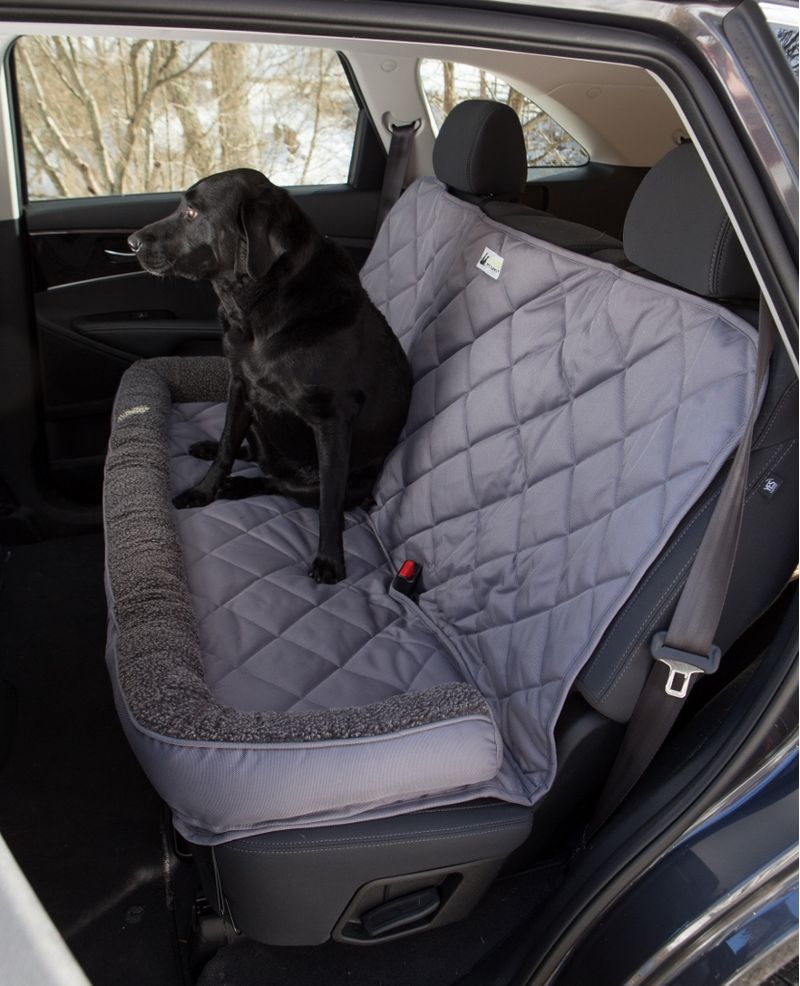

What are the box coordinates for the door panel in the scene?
[33,268,219,500]
[12,33,385,504]
[72,316,221,359]
[27,185,380,288]
[27,183,381,501]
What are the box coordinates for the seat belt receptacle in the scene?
[393,560,423,600]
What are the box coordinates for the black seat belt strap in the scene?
[375,122,416,235]
[587,301,776,838]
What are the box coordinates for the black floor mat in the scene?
[0,535,183,986]
[196,859,564,986]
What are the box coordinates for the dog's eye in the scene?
[184,206,198,221]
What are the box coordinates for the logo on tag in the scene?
[760,475,782,498]
[477,246,504,280]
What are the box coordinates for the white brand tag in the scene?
[476,246,504,280]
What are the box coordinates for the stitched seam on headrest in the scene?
[716,222,736,294]
[708,215,731,296]
[466,106,497,194]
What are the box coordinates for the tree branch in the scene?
[17,45,102,195]
[55,37,116,191]
[21,120,69,197]
[300,50,333,184]
[115,42,211,192]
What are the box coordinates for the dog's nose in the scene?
[127,233,142,253]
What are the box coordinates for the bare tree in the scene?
[15,36,359,199]
[443,61,456,115]
[212,44,252,171]
[165,75,214,186]
[17,40,105,195]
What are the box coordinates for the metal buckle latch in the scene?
[650,631,721,699]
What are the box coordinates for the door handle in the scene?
[104,249,138,262]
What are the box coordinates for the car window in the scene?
[772,25,799,77]
[13,37,359,199]
[418,58,589,168]
[759,2,799,78]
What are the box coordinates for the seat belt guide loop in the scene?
[650,631,722,699]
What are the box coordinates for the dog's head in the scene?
[128,168,289,282]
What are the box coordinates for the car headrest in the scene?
[623,142,758,300]
[433,99,527,200]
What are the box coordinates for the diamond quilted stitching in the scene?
[168,406,463,715]
[365,178,758,785]
[167,177,758,804]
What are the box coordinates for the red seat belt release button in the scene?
[393,560,422,599]
[398,560,417,580]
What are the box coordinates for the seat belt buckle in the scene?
[393,560,423,600]
[650,631,722,699]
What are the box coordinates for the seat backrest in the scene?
[576,142,796,721]
[360,105,761,796]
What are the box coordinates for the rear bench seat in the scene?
[104,103,788,945]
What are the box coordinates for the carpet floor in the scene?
[0,535,183,986]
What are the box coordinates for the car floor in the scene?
[0,533,565,986]
[0,534,183,986]
[196,859,564,986]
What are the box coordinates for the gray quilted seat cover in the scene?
[104,176,760,845]
[170,403,467,716]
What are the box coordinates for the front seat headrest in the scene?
[623,142,759,300]
[433,99,527,201]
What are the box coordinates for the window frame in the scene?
[415,56,590,171]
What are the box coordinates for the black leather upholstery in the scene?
[432,99,527,200]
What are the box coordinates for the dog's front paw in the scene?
[188,440,219,461]
[173,487,214,509]
[309,555,346,584]
[217,476,265,500]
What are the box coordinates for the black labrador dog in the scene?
[128,168,412,584]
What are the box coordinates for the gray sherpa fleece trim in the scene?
[103,356,491,744]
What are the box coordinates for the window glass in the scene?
[14,37,359,199]
[771,25,799,78]
[419,59,589,168]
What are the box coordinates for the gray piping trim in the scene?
[228,820,531,852]
[708,217,731,296]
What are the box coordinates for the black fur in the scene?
[129,168,412,583]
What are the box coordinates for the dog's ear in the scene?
[237,198,284,280]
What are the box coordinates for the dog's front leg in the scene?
[309,417,352,584]
[173,377,251,509]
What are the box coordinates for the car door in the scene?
[12,34,384,501]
